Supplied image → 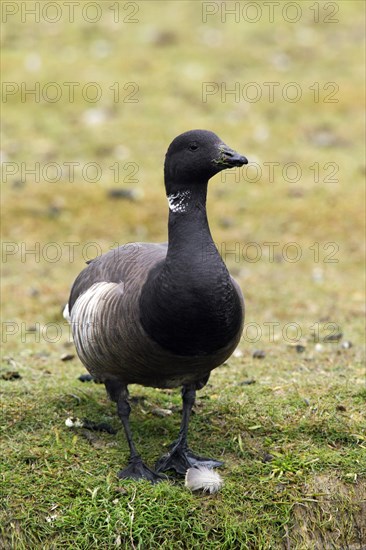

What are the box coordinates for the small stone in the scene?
[336,404,347,412]
[1,371,22,381]
[233,349,243,358]
[253,350,266,359]
[254,125,269,143]
[309,128,342,148]
[82,419,117,434]
[48,204,62,218]
[60,353,75,362]
[312,267,324,283]
[115,486,128,495]
[24,456,38,464]
[295,344,306,353]
[34,351,50,359]
[324,332,343,343]
[240,379,256,386]
[287,187,304,198]
[218,217,234,228]
[82,108,107,126]
[107,189,141,201]
[78,374,102,383]
[150,30,177,47]
[24,52,42,72]
[341,341,353,349]
[28,287,40,297]
[271,52,291,71]
[90,39,111,59]
[263,453,274,463]
[314,343,323,352]
[80,430,105,448]
[12,179,25,189]
[151,408,173,417]
[4,357,18,367]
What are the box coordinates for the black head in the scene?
[164,129,248,194]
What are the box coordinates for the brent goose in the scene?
[64,130,248,482]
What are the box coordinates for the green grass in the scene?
[1,1,365,548]
[1,357,365,548]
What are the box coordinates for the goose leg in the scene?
[105,380,163,483]
[155,384,223,475]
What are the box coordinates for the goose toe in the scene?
[156,447,223,476]
[118,456,166,483]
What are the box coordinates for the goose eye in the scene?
[189,143,199,151]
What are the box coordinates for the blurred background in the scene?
[2,0,365,351]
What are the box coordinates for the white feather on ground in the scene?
[185,465,223,494]
[65,417,84,428]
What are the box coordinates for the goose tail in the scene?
[63,303,71,323]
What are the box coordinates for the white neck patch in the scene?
[167,190,191,213]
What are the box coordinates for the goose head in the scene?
[164,129,248,195]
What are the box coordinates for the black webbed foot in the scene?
[155,444,223,475]
[118,456,165,483]
[155,383,223,475]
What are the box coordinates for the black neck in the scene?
[166,184,218,265]
[139,181,242,356]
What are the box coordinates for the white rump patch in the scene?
[167,190,191,213]
[63,303,71,323]
[185,465,223,494]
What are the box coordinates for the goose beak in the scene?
[214,145,248,168]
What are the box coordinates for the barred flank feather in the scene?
[185,466,223,494]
